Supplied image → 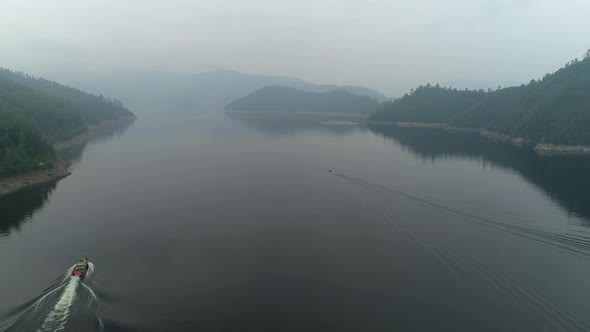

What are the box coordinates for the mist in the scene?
[4,2,590,331]
[2,0,589,96]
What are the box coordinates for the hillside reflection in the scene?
[57,119,135,163]
[0,119,134,237]
[369,125,590,222]
[227,112,363,137]
[0,182,56,236]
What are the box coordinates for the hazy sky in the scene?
[1,0,589,96]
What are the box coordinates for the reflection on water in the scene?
[0,120,134,238]
[3,113,590,331]
[227,114,590,222]
[0,183,57,236]
[227,112,363,137]
[368,125,590,222]
[57,119,135,163]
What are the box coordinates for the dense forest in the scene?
[226,85,381,114]
[0,77,87,140]
[0,110,55,177]
[370,52,590,145]
[0,68,134,124]
[0,69,134,177]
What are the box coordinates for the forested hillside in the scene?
[370,52,590,145]
[0,68,134,123]
[370,85,486,123]
[0,68,134,178]
[0,110,55,177]
[0,77,86,140]
[226,85,381,114]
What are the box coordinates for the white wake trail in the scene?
[61,265,76,283]
[85,262,95,280]
[80,282,99,307]
[37,277,79,332]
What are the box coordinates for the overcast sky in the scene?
[1,0,589,96]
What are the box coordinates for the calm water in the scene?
[1,112,590,331]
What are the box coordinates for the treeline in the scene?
[226,85,381,114]
[370,85,486,123]
[370,51,590,145]
[0,68,134,177]
[0,110,54,177]
[0,68,134,124]
[0,77,86,140]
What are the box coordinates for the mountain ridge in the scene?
[58,68,390,112]
[370,53,590,146]
[226,85,381,115]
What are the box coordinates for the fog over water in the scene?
[2,1,590,331]
[2,0,590,95]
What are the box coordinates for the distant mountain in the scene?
[176,70,314,111]
[186,70,390,108]
[65,69,389,113]
[300,84,390,103]
[370,53,590,145]
[225,85,381,115]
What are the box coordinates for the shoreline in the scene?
[0,116,136,197]
[366,121,590,156]
[225,110,369,118]
[0,161,72,197]
[53,116,136,152]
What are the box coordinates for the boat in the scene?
[72,257,89,279]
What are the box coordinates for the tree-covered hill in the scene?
[370,85,486,123]
[226,85,381,114]
[370,52,590,145]
[0,76,86,140]
[0,68,134,123]
[0,110,55,177]
[0,68,135,178]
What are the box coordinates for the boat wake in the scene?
[331,171,590,258]
[331,170,590,331]
[3,263,101,332]
[37,276,80,332]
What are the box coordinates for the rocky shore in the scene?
[0,161,72,197]
[534,143,590,156]
[367,121,590,156]
[478,130,534,148]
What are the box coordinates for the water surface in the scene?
[1,113,590,331]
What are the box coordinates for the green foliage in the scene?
[0,68,134,124]
[0,110,55,177]
[226,85,381,114]
[0,67,134,178]
[0,76,87,140]
[370,84,485,123]
[369,54,590,145]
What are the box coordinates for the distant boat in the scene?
[72,257,89,279]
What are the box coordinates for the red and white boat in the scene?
[72,257,89,279]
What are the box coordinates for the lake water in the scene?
[2,112,590,331]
